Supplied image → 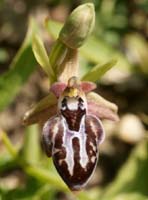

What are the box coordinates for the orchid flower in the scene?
[23,3,119,191]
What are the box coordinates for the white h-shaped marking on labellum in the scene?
[41,76,118,191]
[62,116,88,176]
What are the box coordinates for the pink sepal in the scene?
[81,82,96,93]
[50,82,67,98]
[88,101,119,122]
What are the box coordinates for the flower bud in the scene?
[59,3,95,49]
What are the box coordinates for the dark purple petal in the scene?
[42,113,103,191]
[85,114,105,144]
[42,115,62,157]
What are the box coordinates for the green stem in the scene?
[33,184,53,199]
[1,131,18,158]
[49,39,67,72]
[24,164,69,192]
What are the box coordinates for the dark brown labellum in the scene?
[42,114,104,191]
[42,78,105,191]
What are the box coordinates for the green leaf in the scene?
[49,40,67,72]
[1,177,53,200]
[0,18,37,111]
[32,184,55,200]
[22,125,41,165]
[82,59,117,82]
[101,141,148,200]
[45,19,132,75]
[106,193,148,200]
[45,19,71,74]
[78,188,102,200]
[45,19,62,39]
[1,130,18,158]
[32,34,55,81]
[0,153,17,173]
[80,36,131,73]
[23,92,57,125]
[24,164,68,192]
[0,48,8,63]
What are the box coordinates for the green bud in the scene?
[59,3,95,49]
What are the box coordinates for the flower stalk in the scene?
[1,131,18,158]
[57,48,79,83]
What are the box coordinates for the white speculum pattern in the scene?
[62,116,88,176]
[67,98,78,111]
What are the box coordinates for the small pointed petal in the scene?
[50,82,67,98]
[23,93,57,125]
[87,92,119,121]
[81,81,96,93]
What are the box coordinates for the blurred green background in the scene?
[0,0,148,200]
